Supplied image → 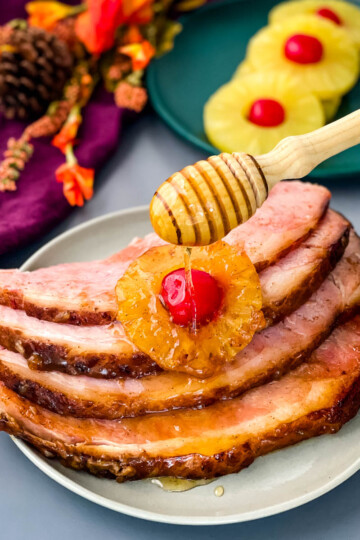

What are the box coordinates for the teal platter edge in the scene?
[147,0,360,179]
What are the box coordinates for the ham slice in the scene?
[0,234,162,326]
[0,232,358,418]
[0,210,347,379]
[225,181,330,270]
[260,209,349,324]
[1,315,360,481]
[0,181,330,326]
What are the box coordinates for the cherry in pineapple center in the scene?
[316,7,342,25]
[160,268,223,327]
[285,33,324,64]
[248,98,286,127]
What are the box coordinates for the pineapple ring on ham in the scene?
[116,242,264,378]
[270,0,360,49]
[204,71,324,155]
[247,15,358,100]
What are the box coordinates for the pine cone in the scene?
[0,24,73,120]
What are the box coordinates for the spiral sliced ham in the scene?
[0,231,358,419]
[0,179,358,484]
[0,316,360,481]
[0,209,347,379]
[0,181,330,326]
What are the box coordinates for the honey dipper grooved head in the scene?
[150,152,269,246]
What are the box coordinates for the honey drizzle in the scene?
[184,247,197,334]
[150,477,213,492]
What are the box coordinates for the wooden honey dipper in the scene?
[150,109,360,246]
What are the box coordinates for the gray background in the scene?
[0,113,359,539]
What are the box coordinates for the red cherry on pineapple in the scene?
[160,268,222,327]
[316,7,342,25]
[248,99,285,127]
[284,34,324,64]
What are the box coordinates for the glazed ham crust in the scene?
[0,232,358,419]
[0,210,348,379]
[0,182,330,326]
[0,316,360,481]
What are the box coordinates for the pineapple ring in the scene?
[322,96,341,121]
[270,0,360,49]
[232,61,341,122]
[204,71,325,155]
[247,15,359,99]
[116,242,264,378]
[232,59,254,79]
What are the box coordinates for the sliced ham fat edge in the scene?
[0,315,360,480]
[0,181,330,325]
[0,231,358,419]
[0,209,348,379]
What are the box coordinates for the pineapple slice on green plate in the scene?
[147,0,360,178]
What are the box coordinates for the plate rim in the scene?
[147,0,360,179]
[9,205,360,525]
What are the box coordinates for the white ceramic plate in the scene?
[11,206,360,526]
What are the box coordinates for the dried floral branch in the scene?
[114,80,148,112]
[0,136,33,192]
[0,0,205,203]
[0,59,97,192]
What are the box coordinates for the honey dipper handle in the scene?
[255,109,360,189]
[150,109,360,246]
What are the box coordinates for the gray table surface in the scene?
[0,112,360,539]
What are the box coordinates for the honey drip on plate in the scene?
[150,477,213,492]
[214,485,224,497]
[184,247,197,334]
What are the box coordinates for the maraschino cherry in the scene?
[248,99,285,127]
[316,7,342,25]
[160,268,222,327]
[285,34,324,64]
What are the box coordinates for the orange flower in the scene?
[52,108,82,154]
[122,0,154,24]
[75,10,114,55]
[122,25,143,45]
[26,1,83,31]
[75,0,154,54]
[119,40,155,70]
[56,162,94,207]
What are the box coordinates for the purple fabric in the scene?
[0,1,124,256]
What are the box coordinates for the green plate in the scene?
[147,0,360,179]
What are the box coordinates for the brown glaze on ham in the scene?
[225,181,330,271]
[0,232,358,419]
[0,210,347,379]
[0,182,330,326]
[0,311,159,379]
[0,316,360,481]
[259,209,349,324]
[0,235,162,326]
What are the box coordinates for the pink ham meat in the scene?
[260,209,349,323]
[0,181,330,326]
[0,234,162,326]
[0,231,358,418]
[0,211,349,379]
[1,315,360,481]
[225,181,330,271]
